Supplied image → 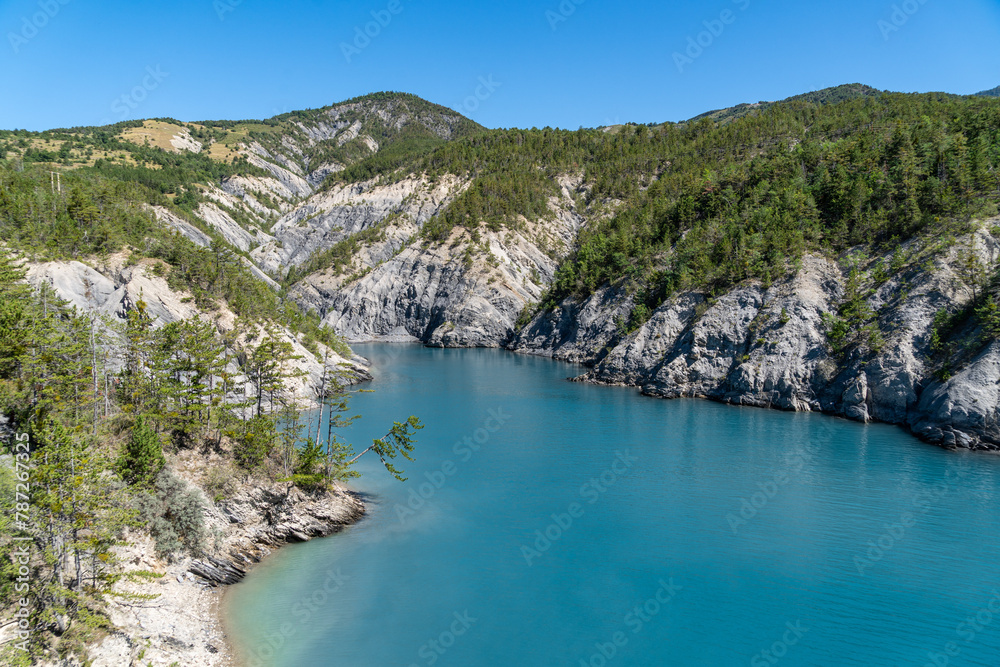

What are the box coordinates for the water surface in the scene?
[225,345,1000,666]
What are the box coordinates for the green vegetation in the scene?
[686,83,883,126]
[283,215,398,286]
[310,91,999,310]
[925,237,1000,378]
[0,249,421,661]
[540,92,1000,310]
[134,470,206,557]
[0,85,999,661]
[116,416,165,487]
[0,160,348,344]
[242,91,483,184]
[822,262,883,356]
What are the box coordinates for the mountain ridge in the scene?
[2,83,1000,451]
[683,83,885,125]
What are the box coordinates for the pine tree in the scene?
[117,298,155,416]
[116,416,166,487]
[243,325,301,417]
[342,416,424,482]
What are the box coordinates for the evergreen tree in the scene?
[116,416,166,487]
[231,414,276,471]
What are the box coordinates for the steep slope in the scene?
[309,176,587,346]
[510,222,1000,449]
[0,93,484,283]
[4,85,1000,453]
[23,254,370,400]
[252,174,468,277]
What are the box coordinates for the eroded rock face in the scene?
[506,224,1000,451]
[303,177,589,348]
[26,258,200,324]
[251,175,466,277]
[197,202,275,253]
[149,205,213,248]
[24,256,370,402]
[218,483,365,547]
[912,342,1000,450]
[512,285,635,365]
[318,226,563,347]
[26,261,120,315]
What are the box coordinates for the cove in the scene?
[224,344,1000,666]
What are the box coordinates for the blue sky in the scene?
[0,0,998,131]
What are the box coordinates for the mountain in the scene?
[5,83,1000,665]
[684,83,883,125]
[3,86,1000,451]
[976,85,1000,97]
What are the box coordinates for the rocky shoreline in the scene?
[81,467,366,667]
[507,223,1000,452]
[277,167,1000,452]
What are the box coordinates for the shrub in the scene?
[203,465,238,503]
[230,415,276,471]
[292,439,328,491]
[134,470,206,558]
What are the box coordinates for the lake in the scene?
[224,344,1000,666]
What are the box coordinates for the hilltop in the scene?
[4,82,1000,665]
[683,83,884,125]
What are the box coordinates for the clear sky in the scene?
[1,0,998,131]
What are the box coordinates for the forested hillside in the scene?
[0,93,438,664]
[288,88,999,335]
[1,84,1000,662]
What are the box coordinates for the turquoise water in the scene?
[225,345,1000,667]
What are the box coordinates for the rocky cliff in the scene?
[24,253,371,403]
[290,175,588,347]
[15,92,999,454]
[508,223,1000,451]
